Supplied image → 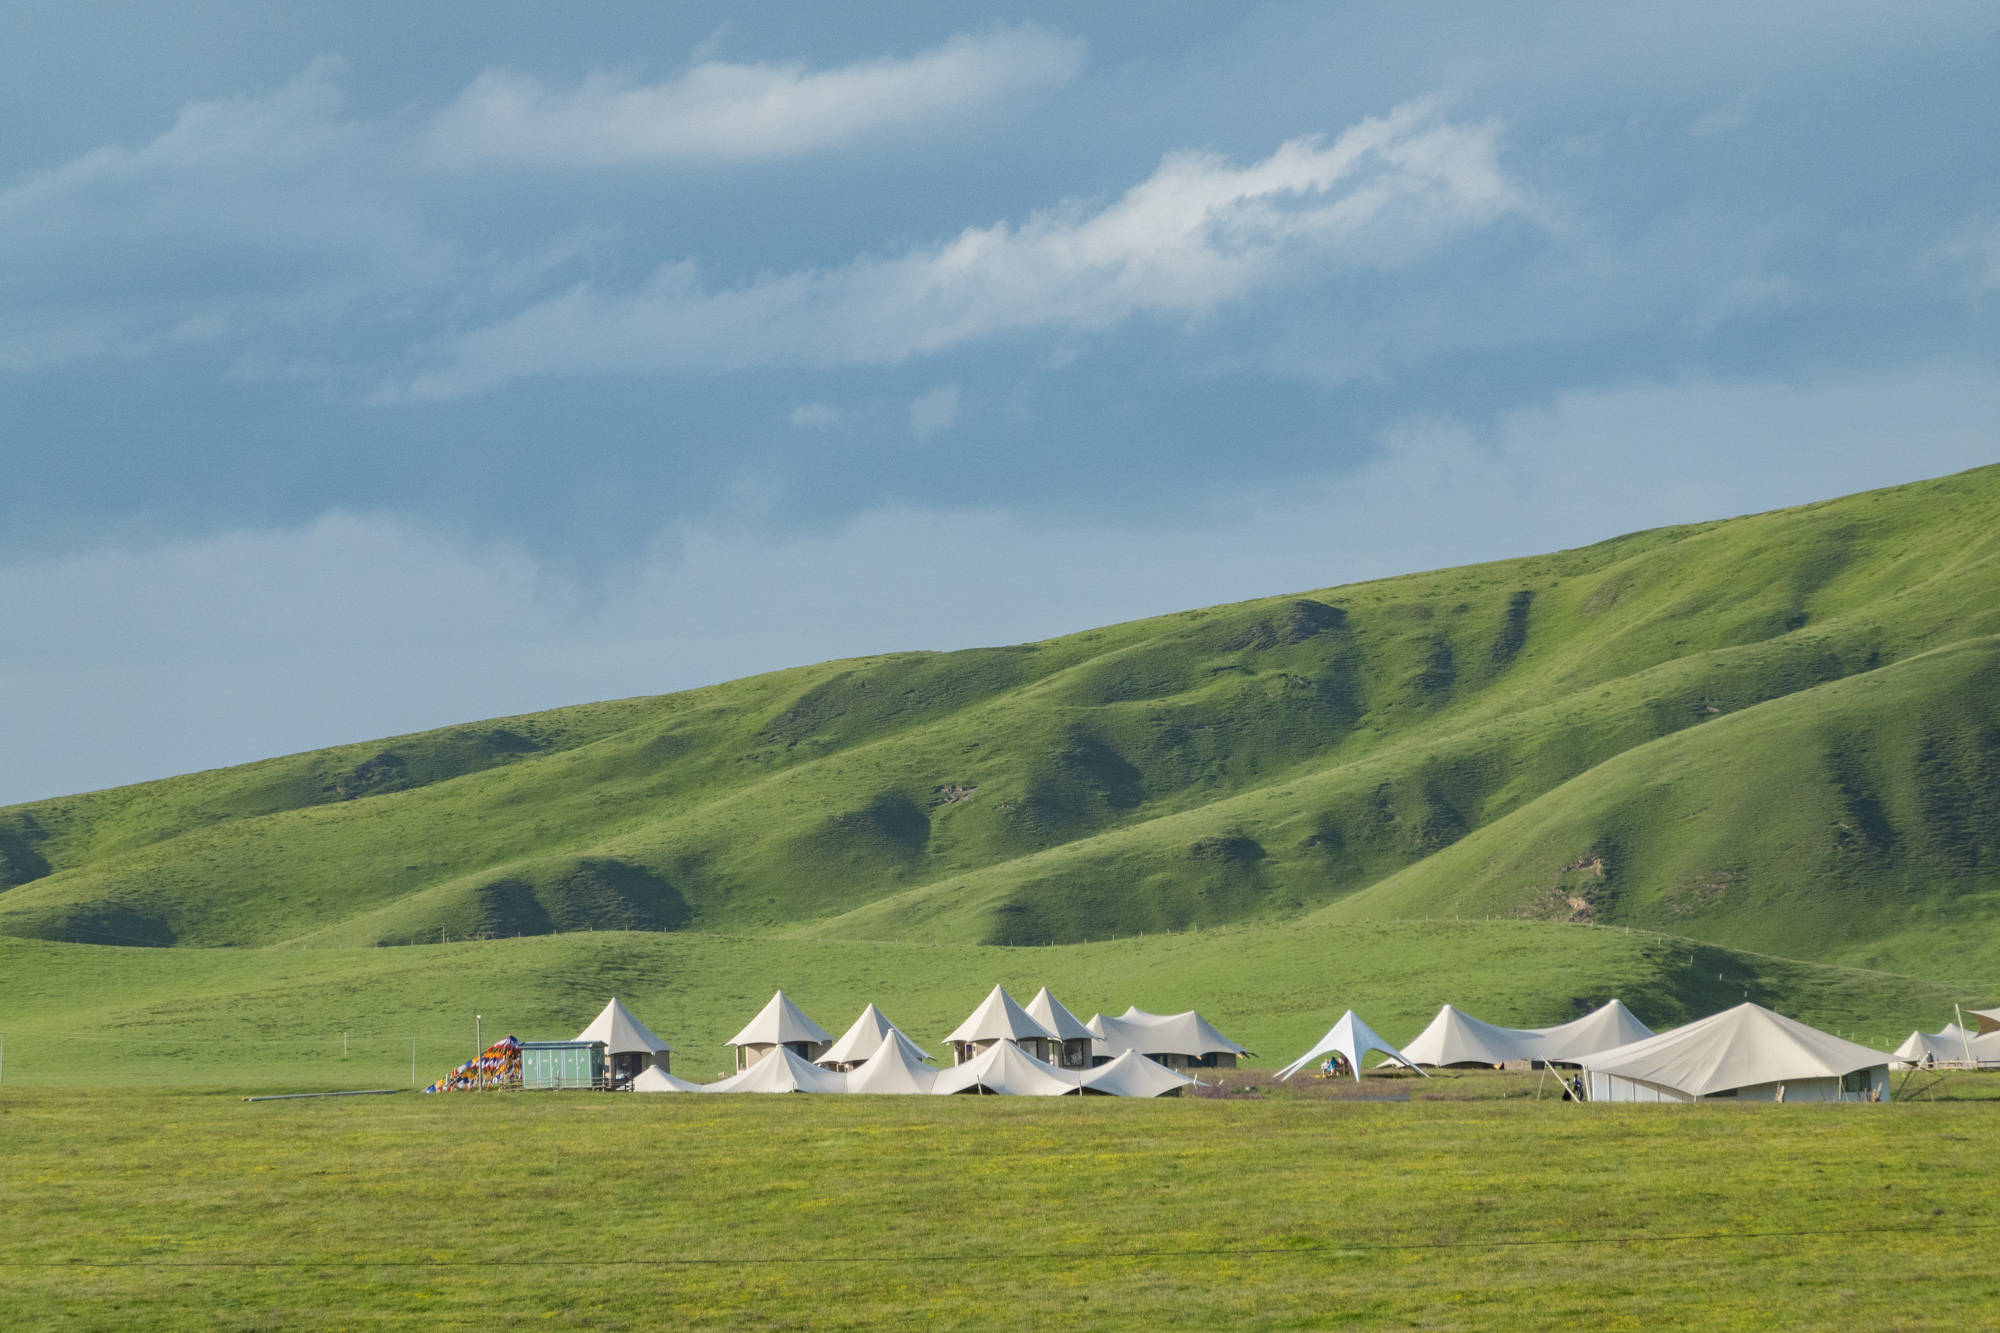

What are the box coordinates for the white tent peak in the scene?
[1089,1007,1250,1059]
[727,991,833,1048]
[819,1003,931,1067]
[1077,1050,1195,1098]
[931,1037,1078,1096]
[629,1065,704,1093]
[1024,987,1096,1042]
[1401,1000,1651,1067]
[844,1033,940,1096]
[700,1044,846,1094]
[575,996,671,1055]
[945,985,1056,1045]
[1275,1010,1427,1082]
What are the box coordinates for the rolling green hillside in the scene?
[3,464,1998,989]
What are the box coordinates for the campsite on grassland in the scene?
[6,466,2000,1327]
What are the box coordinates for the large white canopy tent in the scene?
[944,985,1058,1064]
[843,1033,940,1095]
[1275,1011,1428,1082]
[1400,1000,1652,1067]
[1024,987,1098,1069]
[817,1003,932,1071]
[1969,1006,2000,1035]
[700,1044,848,1094]
[1576,1002,1892,1103]
[1076,1050,1196,1098]
[574,996,674,1080]
[930,1037,1079,1096]
[726,991,833,1071]
[630,1065,705,1093]
[1088,1007,1250,1069]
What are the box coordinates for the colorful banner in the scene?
[422,1035,521,1093]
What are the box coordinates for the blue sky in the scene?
[3,3,1998,804]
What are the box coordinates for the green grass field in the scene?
[4,1085,1998,1330]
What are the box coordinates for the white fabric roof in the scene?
[1275,1010,1427,1081]
[629,1065,705,1092]
[1534,1000,1654,1062]
[1400,1000,1651,1066]
[1024,987,1096,1042]
[574,996,672,1056]
[699,1044,848,1094]
[1971,1006,2000,1035]
[818,1003,931,1066]
[930,1038,1079,1096]
[1076,1050,1195,1098]
[1088,1007,1250,1059]
[843,1034,940,1095]
[944,985,1056,1045]
[726,991,832,1048]
[1576,1002,1891,1098]
[1891,1025,1999,1065]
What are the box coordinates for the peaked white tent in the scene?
[1534,1000,1654,1063]
[930,1037,1079,1096]
[1275,1011,1428,1082]
[1088,1007,1250,1069]
[818,1003,932,1070]
[944,985,1057,1064]
[630,1065,705,1093]
[1076,1050,1195,1098]
[1890,1024,1999,1068]
[575,996,674,1080]
[1024,987,1097,1069]
[1577,1002,1892,1103]
[725,991,833,1071]
[700,1044,848,1094]
[1400,1001,1652,1068]
[843,1033,940,1095]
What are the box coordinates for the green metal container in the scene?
[519,1040,606,1090]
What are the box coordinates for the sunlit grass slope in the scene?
[2,464,1997,981]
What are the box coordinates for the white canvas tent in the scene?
[1088,1007,1250,1069]
[1577,1002,1892,1103]
[1024,987,1097,1069]
[1969,1006,2000,1036]
[843,1033,940,1095]
[818,1003,932,1070]
[575,996,674,1080]
[1076,1050,1195,1098]
[630,1065,705,1093]
[1275,1010,1428,1081]
[1400,1000,1652,1068]
[700,1044,848,1094]
[1890,1024,2000,1068]
[944,985,1057,1064]
[725,991,833,1070]
[930,1037,1079,1096]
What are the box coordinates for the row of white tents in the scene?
[573,985,1250,1098]
[577,990,2000,1105]
[1277,999,1906,1103]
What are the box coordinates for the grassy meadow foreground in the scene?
[4,1085,1998,1330]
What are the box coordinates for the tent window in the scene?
[1704,1088,1738,1099]
[1840,1069,1871,1094]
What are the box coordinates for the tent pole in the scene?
[1955,1005,1974,1068]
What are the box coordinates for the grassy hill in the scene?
[2,463,1997,996]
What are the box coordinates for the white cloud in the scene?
[908,385,959,440]
[8,367,1994,805]
[788,403,839,429]
[397,99,1533,398]
[0,59,450,374]
[423,28,1084,168]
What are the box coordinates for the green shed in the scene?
[520,1040,607,1090]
